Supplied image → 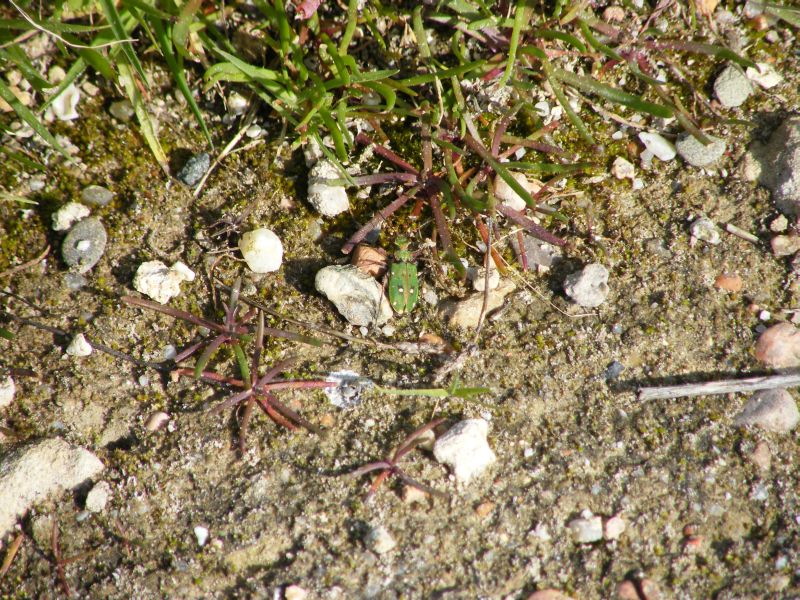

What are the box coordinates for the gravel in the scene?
[108,99,134,122]
[567,510,604,543]
[65,333,92,357]
[638,132,676,161]
[85,480,112,513]
[61,217,107,273]
[365,524,396,554]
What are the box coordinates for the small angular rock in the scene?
[315,265,392,326]
[65,333,92,357]
[177,152,210,186]
[438,280,516,329]
[133,260,196,304]
[108,100,134,122]
[85,480,112,513]
[713,63,753,108]
[563,263,609,308]
[365,525,396,554]
[638,132,676,162]
[690,217,722,245]
[62,217,107,273]
[433,418,496,484]
[734,389,799,433]
[567,511,603,543]
[675,133,726,167]
[494,172,540,212]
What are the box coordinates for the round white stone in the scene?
[0,376,15,408]
[239,228,284,273]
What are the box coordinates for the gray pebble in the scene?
[108,99,134,122]
[511,234,563,269]
[80,184,113,207]
[604,361,625,381]
[713,63,752,108]
[315,265,392,327]
[690,217,722,245]
[62,217,107,273]
[675,133,726,167]
[563,263,609,308]
[177,152,210,186]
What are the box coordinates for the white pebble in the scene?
[734,389,799,433]
[0,376,15,408]
[65,333,92,357]
[52,202,90,231]
[227,92,248,115]
[563,263,610,308]
[48,83,80,121]
[239,228,284,273]
[433,418,497,484]
[194,525,209,547]
[365,524,396,554]
[133,260,196,304]
[567,510,603,543]
[638,132,676,161]
[603,514,626,540]
[468,266,500,292]
[144,411,170,432]
[284,585,309,600]
[307,159,350,217]
[85,481,112,513]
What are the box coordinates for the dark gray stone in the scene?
[177,152,210,186]
[62,217,107,274]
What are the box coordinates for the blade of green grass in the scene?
[99,0,148,85]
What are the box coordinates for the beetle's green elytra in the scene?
[388,237,419,314]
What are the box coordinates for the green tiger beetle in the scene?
[387,236,419,314]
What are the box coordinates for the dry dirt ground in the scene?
[1,13,800,600]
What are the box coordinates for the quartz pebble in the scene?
[284,585,309,600]
[52,202,90,231]
[468,266,500,292]
[316,265,392,327]
[65,333,92,357]
[365,524,396,554]
[176,152,210,186]
[62,217,107,273]
[0,376,15,408]
[689,217,722,245]
[675,133,726,167]
[194,525,209,547]
[638,132,676,162]
[0,438,104,538]
[713,63,753,108]
[563,263,609,308]
[85,480,111,513]
[80,185,113,207]
[755,322,800,368]
[433,418,496,484]
[239,228,283,273]
[734,389,799,433]
[307,159,350,217]
[528,591,576,600]
[567,510,604,543]
[133,260,195,304]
